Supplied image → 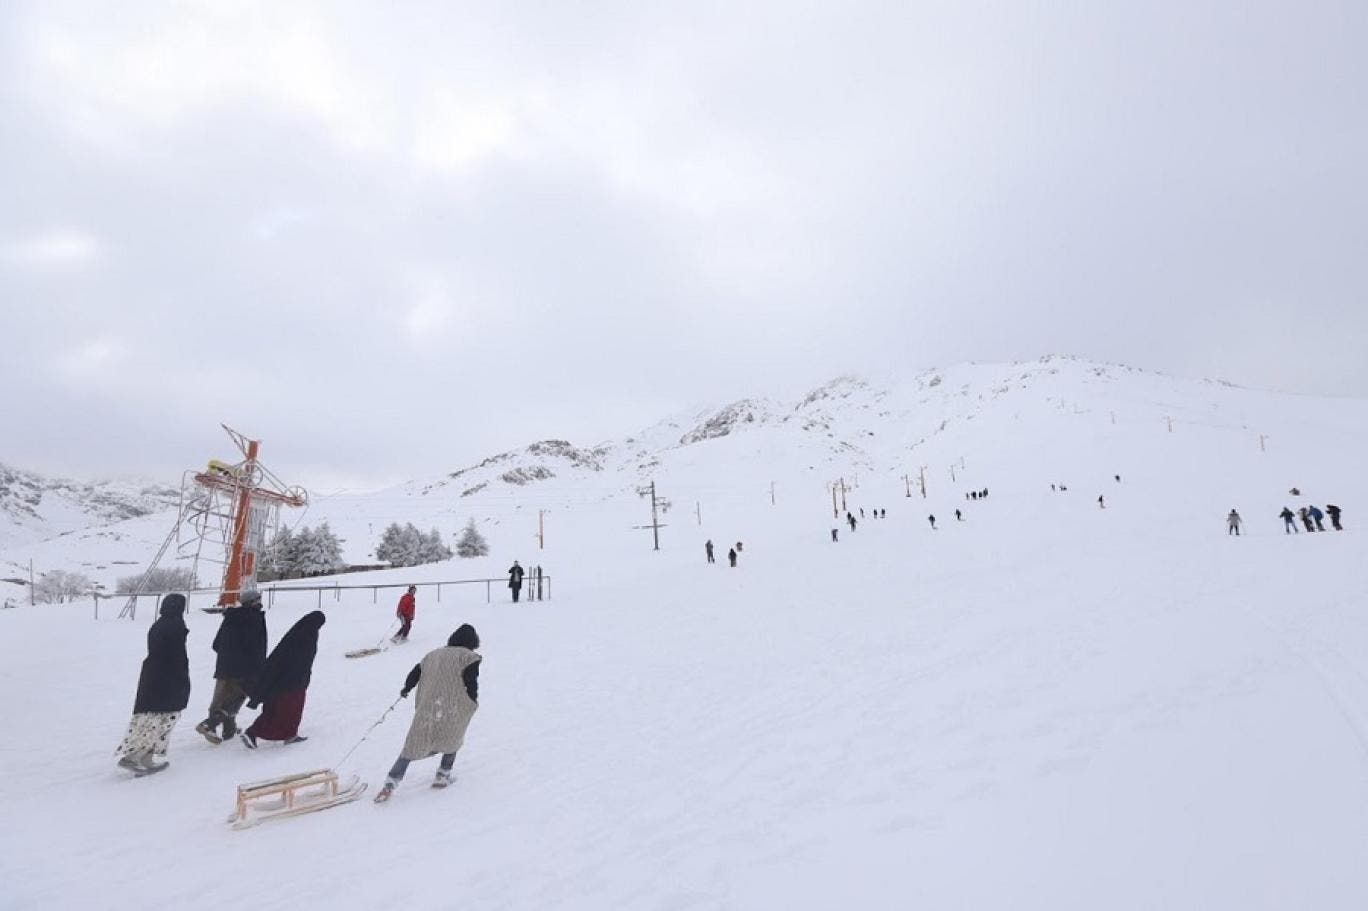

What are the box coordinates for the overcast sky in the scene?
[3,1,1365,490]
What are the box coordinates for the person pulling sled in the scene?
[375,625,482,802]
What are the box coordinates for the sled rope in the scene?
[334,696,403,770]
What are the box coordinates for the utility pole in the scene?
[695,501,702,526]
[950,465,957,483]
[902,474,912,498]
[1167,416,1173,433]
[1259,434,1267,453]
[919,466,927,498]
[837,478,849,513]
[1110,411,1116,425]
[29,558,35,606]
[537,509,545,549]
[831,483,839,518]
[635,481,669,551]
[770,482,776,506]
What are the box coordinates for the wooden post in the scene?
[695,501,702,526]
[919,466,927,498]
[486,580,491,603]
[1259,434,1267,452]
[832,483,839,518]
[770,482,775,506]
[1167,417,1173,433]
[538,509,545,549]
[902,474,912,497]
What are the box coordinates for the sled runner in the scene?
[227,768,366,830]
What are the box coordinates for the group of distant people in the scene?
[705,539,743,566]
[1278,504,1342,534]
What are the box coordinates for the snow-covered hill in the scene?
[4,356,1368,908]
[0,462,178,549]
[4,356,1364,604]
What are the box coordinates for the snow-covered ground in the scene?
[4,357,1368,908]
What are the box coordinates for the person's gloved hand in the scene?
[400,688,411,699]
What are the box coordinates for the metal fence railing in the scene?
[93,571,552,621]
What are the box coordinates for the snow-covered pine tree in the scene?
[418,527,453,563]
[455,519,489,558]
[260,526,296,578]
[375,522,407,567]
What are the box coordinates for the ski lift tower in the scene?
[120,425,307,618]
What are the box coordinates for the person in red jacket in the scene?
[394,585,417,643]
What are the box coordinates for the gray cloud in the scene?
[2,1,1365,487]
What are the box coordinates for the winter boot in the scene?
[117,755,141,772]
[432,769,453,789]
[133,751,168,777]
[220,716,238,740]
[284,735,308,745]
[195,720,222,745]
[373,779,398,803]
[239,732,258,750]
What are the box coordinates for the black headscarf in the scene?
[250,611,326,705]
[447,623,480,649]
[132,594,191,714]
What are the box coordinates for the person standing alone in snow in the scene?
[705,540,715,563]
[1227,510,1242,536]
[1280,507,1298,534]
[928,515,936,529]
[831,528,839,542]
[116,594,191,776]
[195,590,267,744]
[1098,495,1105,509]
[374,624,482,802]
[728,547,737,567]
[241,611,325,748]
[508,561,525,602]
[394,585,416,643]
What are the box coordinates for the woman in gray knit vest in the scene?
[374,624,482,802]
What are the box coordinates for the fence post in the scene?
[93,593,99,620]
[372,587,377,604]
[317,589,323,610]
[485,580,490,603]
[437,583,441,603]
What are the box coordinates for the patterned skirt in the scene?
[116,711,181,758]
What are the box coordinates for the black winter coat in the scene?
[508,565,525,588]
[248,611,326,707]
[212,604,268,680]
[133,595,191,714]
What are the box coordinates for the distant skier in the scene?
[705,540,715,564]
[1326,504,1343,531]
[1309,505,1326,532]
[1115,475,1121,483]
[860,508,865,518]
[1051,484,1056,492]
[831,528,839,542]
[374,624,482,803]
[735,542,744,553]
[728,548,737,567]
[195,589,267,744]
[848,514,857,532]
[928,515,936,529]
[981,488,988,498]
[240,611,325,749]
[508,561,525,602]
[394,585,417,642]
[1227,510,1242,536]
[1098,495,1105,509]
[880,509,885,518]
[1280,507,1298,534]
[955,509,962,521]
[1299,507,1315,533]
[116,594,190,777]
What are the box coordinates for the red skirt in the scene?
[247,689,307,741]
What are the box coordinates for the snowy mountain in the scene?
[6,355,1368,907]
[4,355,1364,600]
[0,461,179,549]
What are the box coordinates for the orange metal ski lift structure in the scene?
[119,425,307,619]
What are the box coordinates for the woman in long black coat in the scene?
[115,594,191,776]
[240,611,326,748]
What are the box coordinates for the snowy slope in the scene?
[3,357,1368,909]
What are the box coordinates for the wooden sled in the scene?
[227,768,367,830]
[345,647,383,659]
